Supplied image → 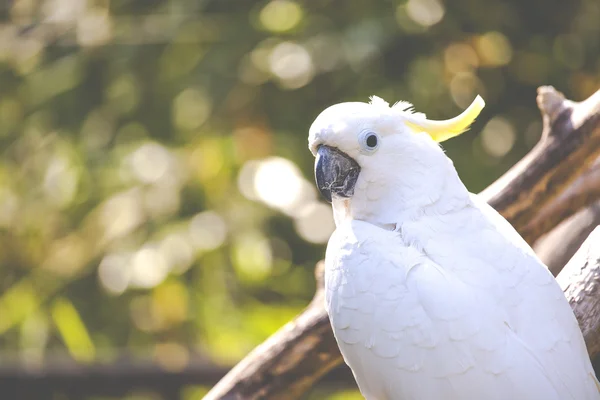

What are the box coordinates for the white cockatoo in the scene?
[308,95,600,400]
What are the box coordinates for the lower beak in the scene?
[314,145,361,203]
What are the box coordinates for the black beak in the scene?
[314,145,361,203]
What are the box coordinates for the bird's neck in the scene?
[332,165,471,230]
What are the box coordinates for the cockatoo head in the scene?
[308,95,485,227]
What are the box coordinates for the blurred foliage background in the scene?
[0,0,598,399]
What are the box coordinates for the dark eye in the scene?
[359,131,380,153]
[366,134,378,148]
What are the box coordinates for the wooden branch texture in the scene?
[534,200,600,275]
[205,87,600,400]
[559,227,600,357]
[482,87,600,243]
[530,159,600,239]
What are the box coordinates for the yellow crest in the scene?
[403,96,485,142]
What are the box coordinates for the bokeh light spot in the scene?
[152,281,189,329]
[406,0,445,27]
[259,0,303,33]
[476,32,513,67]
[129,245,170,289]
[76,8,112,47]
[252,157,315,216]
[189,211,228,251]
[444,43,479,74]
[233,234,273,282]
[143,181,181,218]
[154,342,189,372]
[480,117,516,158]
[130,142,172,184]
[238,160,260,201]
[450,72,485,108]
[159,233,194,274]
[42,0,86,23]
[172,88,212,131]
[294,202,335,244]
[101,189,145,243]
[98,253,132,295]
[269,42,314,89]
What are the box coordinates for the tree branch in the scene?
[558,227,600,357]
[530,159,600,235]
[205,86,600,400]
[534,199,600,275]
[482,87,600,243]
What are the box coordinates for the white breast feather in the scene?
[324,198,600,400]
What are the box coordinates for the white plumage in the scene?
[308,96,600,400]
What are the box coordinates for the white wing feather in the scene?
[325,196,600,400]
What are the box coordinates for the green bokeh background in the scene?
[0,0,598,398]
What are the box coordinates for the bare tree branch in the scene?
[482,87,600,243]
[530,159,600,235]
[205,86,600,400]
[558,227,600,357]
[535,200,600,275]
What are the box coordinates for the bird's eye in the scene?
[358,131,380,153]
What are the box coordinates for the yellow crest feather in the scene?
[404,96,485,142]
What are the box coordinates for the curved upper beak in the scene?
[314,145,361,203]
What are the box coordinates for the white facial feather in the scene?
[368,95,390,109]
[309,95,483,156]
[369,95,427,121]
[308,95,483,227]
